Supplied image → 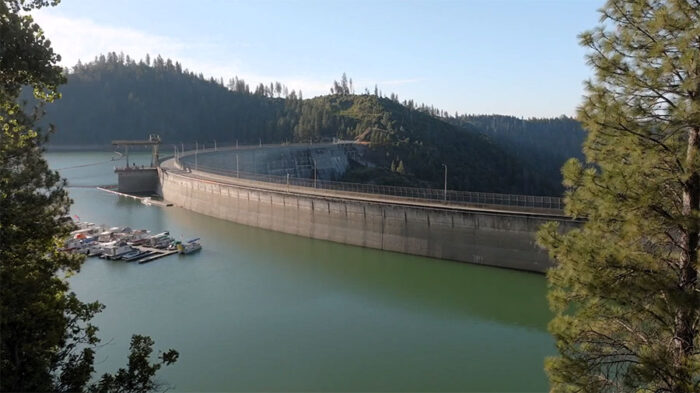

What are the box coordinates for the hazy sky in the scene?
[34,0,602,118]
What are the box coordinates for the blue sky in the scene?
[34,0,602,117]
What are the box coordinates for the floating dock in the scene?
[96,186,172,207]
[132,246,178,264]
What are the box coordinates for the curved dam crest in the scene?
[157,145,578,272]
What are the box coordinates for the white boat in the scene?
[100,243,133,260]
[74,221,102,231]
[126,229,151,245]
[85,244,103,256]
[177,238,202,255]
[97,231,116,243]
[62,237,84,251]
[148,232,171,247]
[70,227,100,239]
[112,227,133,240]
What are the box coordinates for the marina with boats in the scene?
[62,219,201,264]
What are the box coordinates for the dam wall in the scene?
[115,168,159,194]
[159,163,577,272]
[180,144,355,180]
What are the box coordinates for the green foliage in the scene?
[537,1,700,391]
[449,114,586,194]
[89,335,179,393]
[1,2,177,392]
[37,59,562,194]
[396,160,405,174]
[42,56,289,144]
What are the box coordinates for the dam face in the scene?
[180,144,354,180]
[115,168,159,194]
[161,145,576,272]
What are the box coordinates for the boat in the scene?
[71,237,98,255]
[85,243,104,256]
[126,229,151,246]
[152,235,174,249]
[97,230,117,243]
[100,243,134,260]
[61,237,84,252]
[154,238,173,249]
[147,232,171,247]
[177,238,202,255]
[70,227,101,239]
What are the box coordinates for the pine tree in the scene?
[396,160,405,175]
[341,73,348,95]
[537,1,700,391]
[1,1,177,391]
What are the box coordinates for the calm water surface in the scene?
[47,151,553,392]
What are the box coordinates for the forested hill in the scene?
[34,54,578,195]
[39,55,289,144]
[447,115,586,189]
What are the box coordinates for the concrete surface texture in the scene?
[180,144,353,180]
[116,168,159,194]
[159,154,578,272]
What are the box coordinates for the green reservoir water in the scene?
[47,151,553,392]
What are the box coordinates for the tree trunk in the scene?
[673,125,699,392]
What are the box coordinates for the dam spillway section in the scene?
[159,143,578,273]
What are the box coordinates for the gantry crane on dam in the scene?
[112,134,161,194]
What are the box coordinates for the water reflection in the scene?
[48,152,553,392]
[165,206,550,332]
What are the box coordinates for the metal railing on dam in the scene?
[171,144,565,213]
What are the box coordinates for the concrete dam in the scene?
[179,143,357,180]
[156,144,578,273]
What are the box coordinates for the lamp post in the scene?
[442,164,447,202]
[236,154,239,178]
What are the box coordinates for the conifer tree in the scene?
[538,1,700,391]
[1,1,177,391]
[396,160,405,175]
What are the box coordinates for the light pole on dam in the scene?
[442,163,447,202]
